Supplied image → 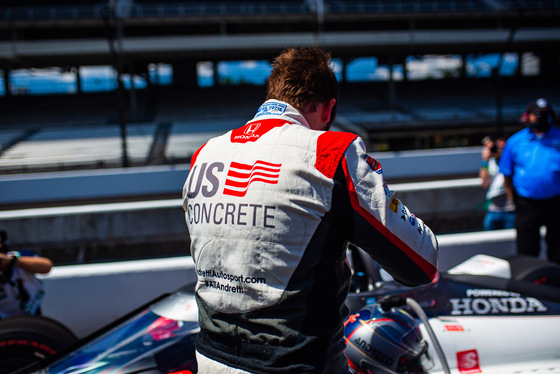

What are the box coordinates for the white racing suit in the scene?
[182,100,438,374]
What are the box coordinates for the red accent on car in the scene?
[457,349,482,373]
[147,317,181,341]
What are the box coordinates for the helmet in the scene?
[344,304,430,374]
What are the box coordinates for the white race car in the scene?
[4,253,560,374]
[345,252,560,374]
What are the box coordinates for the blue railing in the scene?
[0,1,558,21]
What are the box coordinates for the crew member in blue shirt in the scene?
[499,98,560,264]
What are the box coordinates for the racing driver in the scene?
[182,47,439,374]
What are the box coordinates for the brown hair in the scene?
[266,47,339,124]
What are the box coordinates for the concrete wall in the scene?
[0,177,485,255]
[0,147,481,207]
[39,257,197,338]
[0,147,486,261]
[0,164,190,207]
[0,200,187,252]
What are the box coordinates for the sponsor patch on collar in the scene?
[256,102,287,117]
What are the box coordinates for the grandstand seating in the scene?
[1,0,559,21]
[1,1,558,179]
[2,76,559,175]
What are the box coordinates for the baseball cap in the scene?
[521,98,553,124]
[526,98,551,115]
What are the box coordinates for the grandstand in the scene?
[1,78,558,174]
[1,0,559,172]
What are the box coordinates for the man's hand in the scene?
[0,252,13,265]
[0,252,16,273]
[481,146,492,162]
[503,175,516,208]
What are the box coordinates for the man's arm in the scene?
[1,252,53,274]
[479,146,492,189]
[498,140,515,205]
[503,175,515,204]
[479,166,492,189]
[340,139,438,286]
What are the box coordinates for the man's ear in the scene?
[322,98,336,124]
